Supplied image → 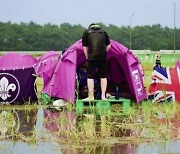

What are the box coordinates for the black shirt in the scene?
[82,27,110,60]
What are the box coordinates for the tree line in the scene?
[0,21,179,51]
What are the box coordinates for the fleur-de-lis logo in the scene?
[0,77,16,100]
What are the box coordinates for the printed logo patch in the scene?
[0,73,20,104]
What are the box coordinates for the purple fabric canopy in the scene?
[34,51,60,77]
[42,39,147,103]
[0,52,37,70]
[0,52,38,104]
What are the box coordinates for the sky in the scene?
[0,0,179,28]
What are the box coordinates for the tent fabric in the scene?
[43,50,77,102]
[0,52,38,104]
[0,68,38,104]
[42,39,147,103]
[0,52,37,70]
[34,51,60,77]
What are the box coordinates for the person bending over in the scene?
[82,23,111,100]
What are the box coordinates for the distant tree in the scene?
[0,22,179,51]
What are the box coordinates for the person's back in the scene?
[82,24,110,60]
[82,23,111,100]
[86,28,107,60]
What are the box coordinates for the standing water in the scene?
[0,103,179,154]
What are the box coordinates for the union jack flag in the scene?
[148,66,180,103]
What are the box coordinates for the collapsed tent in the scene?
[149,66,180,103]
[0,52,38,104]
[34,51,60,77]
[41,39,147,103]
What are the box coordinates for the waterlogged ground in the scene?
[0,103,180,154]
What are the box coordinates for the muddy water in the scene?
[0,106,179,154]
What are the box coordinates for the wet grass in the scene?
[0,53,180,149]
[0,102,179,147]
[136,53,180,90]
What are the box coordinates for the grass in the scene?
[0,53,180,148]
[0,102,179,146]
[136,54,180,90]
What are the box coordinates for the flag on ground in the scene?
[148,66,180,103]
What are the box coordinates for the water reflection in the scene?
[60,144,136,154]
[44,108,75,133]
[0,108,37,139]
[0,105,179,154]
[43,108,132,139]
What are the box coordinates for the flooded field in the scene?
[0,103,179,154]
[0,54,179,153]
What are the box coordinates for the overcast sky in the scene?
[0,0,179,28]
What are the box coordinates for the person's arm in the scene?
[105,31,111,52]
[83,46,88,59]
[82,30,88,59]
[106,44,111,52]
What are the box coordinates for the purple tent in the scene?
[34,51,60,77]
[0,52,38,104]
[0,52,37,70]
[42,39,147,103]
